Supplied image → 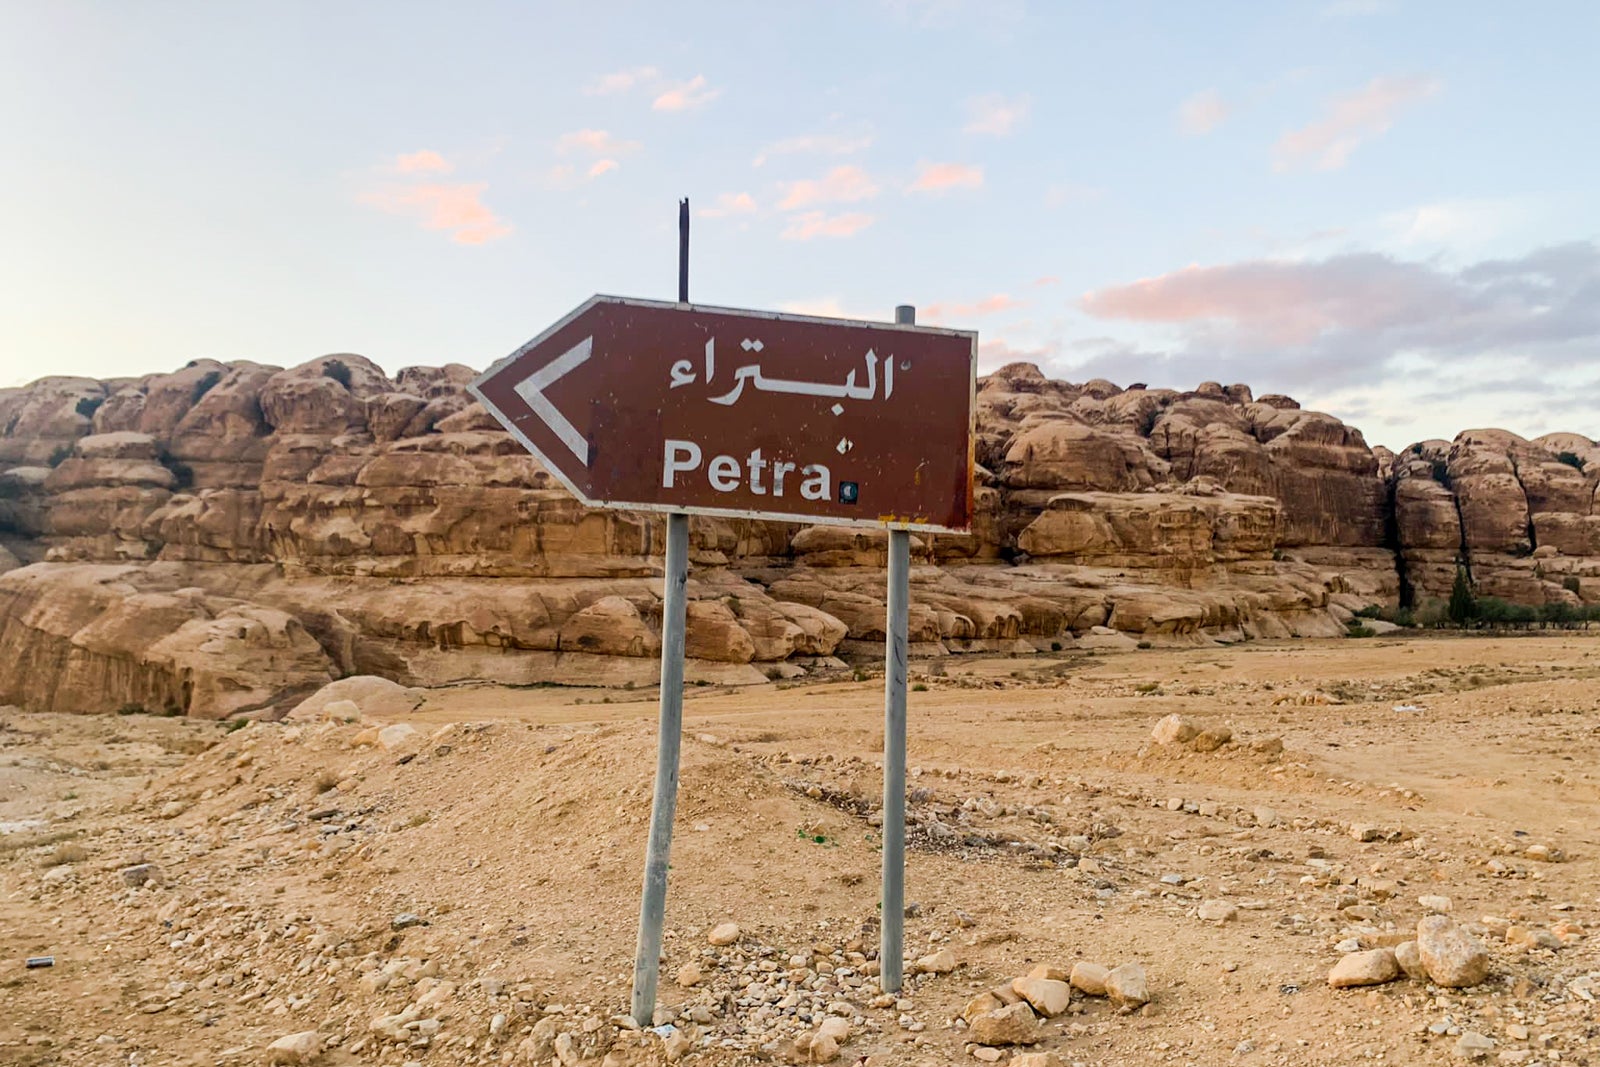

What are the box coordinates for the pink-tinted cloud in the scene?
[652,74,719,112]
[556,128,640,156]
[780,212,875,241]
[585,66,658,95]
[963,93,1030,136]
[698,192,757,218]
[909,161,984,193]
[778,165,880,210]
[1032,275,1061,287]
[394,149,453,174]
[1178,89,1229,136]
[1273,75,1441,171]
[587,159,618,178]
[359,183,512,245]
[752,131,873,167]
[924,293,1024,321]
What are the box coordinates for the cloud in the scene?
[1273,75,1441,171]
[359,183,512,245]
[924,294,1024,321]
[394,150,453,174]
[587,159,618,178]
[780,212,875,240]
[698,192,757,218]
[556,129,640,156]
[1043,183,1103,208]
[1032,276,1061,287]
[963,93,1030,136]
[908,161,984,193]
[652,74,719,112]
[1074,242,1600,395]
[585,66,659,95]
[1178,90,1229,136]
[778,165,880,210]
[778,297,881,320]
[1381,197,1532,249]
[752,132,874,167]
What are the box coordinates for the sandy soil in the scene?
[2,634,1598,1066]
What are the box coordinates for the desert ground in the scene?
[2,633,1598,1067]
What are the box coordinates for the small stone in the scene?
[1506,926,1561,950]
[120,863,162,888]
[967,1003,1039,1046]
[707,922,741,946]
[1191,727,1232,752]
[489,1014,508,1038]
[675,962,703,987]
[914,948,956,974]
[1394,941,1426,979]
[376,723,420,752]
[265,1031,321,1065]
[810,1034,840,1063]
[1198,900,1238,923]
[1505,1024,1529,1041]
[1523,844,1560,862]
[816,1017,850,1042]
[1152,714,1199,745]
[1009,977,1071,1017]
[1253,807,1280,828]
[1025,964,1068,982]
[1418,895,1453,914]
[1104,963,1149,1007]
[391,913,425,931]
[1007,1055,1062,1067]
[1250,736,1284,756]
[1453,1031,1495,1060]
[1328,949,1399,989]
[971,1048,1003,1063]
[1418,915,1490,988]
[1349,824,1382,843]
[1069,962,1109,996]
[962,992,1004,1023]
[661,1031,691,1062]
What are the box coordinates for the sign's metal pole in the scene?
[632,509,689,1024]
[881,303,915,994]
[631,199,693,1025]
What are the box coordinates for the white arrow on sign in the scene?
[512,335,592,465]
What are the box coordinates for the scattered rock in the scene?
[967,1003,1040,1046]
[1069,962,1109,996]
[915,948,956,974]
[1010,977,1071,1017]
[119,863,161,887]
[1152,715,1198,746]
[1349,824,1382,842]
[707,922,741,946]
[1394,940,1426,980]
[1418,894,1453,914]
[1191,727,1232,752]
[264,1031,321,1065]
[1328,949,1399,989]
[675,962,703,987]
[1104,962,1149,1007]
[1418,915,1490,988]
[661,1030,692,1062]
[1197,900,1237,923]
[1007,1054,1062,1067]
[1453,1031,1495,1060]
[391,913,426,930]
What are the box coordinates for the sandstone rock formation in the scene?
[2,355,1595,716]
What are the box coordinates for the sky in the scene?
[2,0,1597,450]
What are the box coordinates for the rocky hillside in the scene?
[0,356,1595,717]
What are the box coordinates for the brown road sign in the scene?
[470,296,976,532]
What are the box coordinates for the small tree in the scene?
[1448,567,1476,627]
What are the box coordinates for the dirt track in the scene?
[3,634,1599,1066]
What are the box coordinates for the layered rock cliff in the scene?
[1,356,1594,717]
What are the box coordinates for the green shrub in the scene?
[1354,605,1384,619]
[75,395,104,419]
[323,359,353,388]
[1556,451,1586,471]
[190,370,223,404]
